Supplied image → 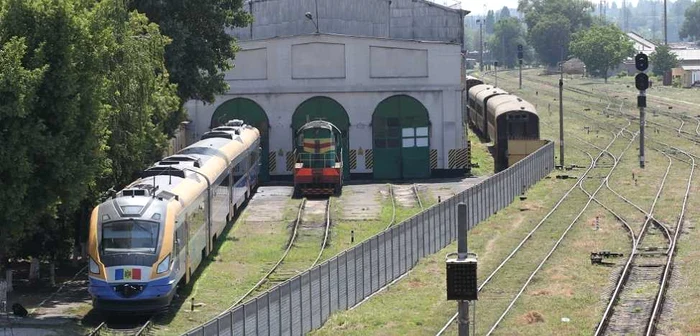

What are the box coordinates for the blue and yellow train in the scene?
[87,119,261,312]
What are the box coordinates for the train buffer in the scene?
[590,251,624,265]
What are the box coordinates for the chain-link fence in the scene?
[185,141,554,336]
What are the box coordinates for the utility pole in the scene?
[477,19,484,72]
[494,60,498,86]
[663,0,668,45]
[518,44,524,90]
[559,61,564,168]
[446,203,478,336]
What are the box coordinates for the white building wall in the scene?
[184,34,464,175]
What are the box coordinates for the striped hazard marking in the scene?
[268,151,276,173]
[448,148,470,169]
[286,151,295,171]
[349,149,357,170]
[364,149,373,169]
[430,149,438,169]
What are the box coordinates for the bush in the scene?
[617,71,627,78]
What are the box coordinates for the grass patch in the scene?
[310,174,577,335]
[153,198,301,336]
[467,128,494,176]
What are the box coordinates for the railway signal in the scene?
[635,52,648,168]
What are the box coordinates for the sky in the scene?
[429,0,645,14]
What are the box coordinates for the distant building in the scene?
[620,32,700,86]
[184,0,474,181]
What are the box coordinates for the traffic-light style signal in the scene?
[635,73,649,91]
[517,44,523,51]
[518,51,524,59]
[635,53,649,71]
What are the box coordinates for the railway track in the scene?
[595,148,694,336]
[480,123,637,335]
[88,317,153,336]
[435,120,631,335]
[385,183,423,230]
[492,70,697,334]
[229,197,331,309]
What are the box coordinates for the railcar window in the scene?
[101,220,159,254]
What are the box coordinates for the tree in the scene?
[518,0,595,66]
[0,37,47,268]
[0,0,181,275]
[0,0,109,268]
[128,0,252,107]
[499,6,511,20]
[570,24,635,83]
[485,10,496,34]
[679,1,700,42]
[650,44,680,77]
[489,18,527,68]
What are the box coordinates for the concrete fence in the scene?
[185,141,555,336]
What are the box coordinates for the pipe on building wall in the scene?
[387,0,392,38]
[249,1,253,39]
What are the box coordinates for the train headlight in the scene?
[157,255,170,274]
[89,257,100,274]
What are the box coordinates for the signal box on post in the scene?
[446,253,478,301]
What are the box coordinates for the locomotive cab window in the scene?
[101,220,159,254]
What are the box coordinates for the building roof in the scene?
[243,0,470,14]
[627,32,657,52]
[673,49,700,61]
[681,65,700,71]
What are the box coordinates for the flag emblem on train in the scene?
[115,268,142,280]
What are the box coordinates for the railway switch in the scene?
[446,253,478,301]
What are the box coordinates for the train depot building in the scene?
[184,0,470,182]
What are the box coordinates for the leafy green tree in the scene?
[0,0,109,266]
[485,10,496,34]
[128,0,252,123]
[0,0,180,272]
[0,37,47,267]
[499,6,511,19]
[570,23,635,82]
[519,0,595,66]
[679,1,700,42]
[650,44,680,77]
[489,17,527,68]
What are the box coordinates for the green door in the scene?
[211,98,270,182]
[373,95,430,179]
[292,97,351,179]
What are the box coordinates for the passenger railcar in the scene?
[293,120,343,196]
[465,76,484,124]
[485,95,541,171]
[87,119,261,312]
[469,85,508,141]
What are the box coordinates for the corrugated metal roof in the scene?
[681,65,700,71]
[673,49,700,61]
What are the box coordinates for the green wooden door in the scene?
[211,98,270,181]
[373,95,430,179]
[292,97,351,179]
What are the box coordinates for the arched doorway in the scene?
[211,98,270,182]
[292,97,351,179]
[372,95,430,179]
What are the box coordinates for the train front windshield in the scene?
[101,220,159,254]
